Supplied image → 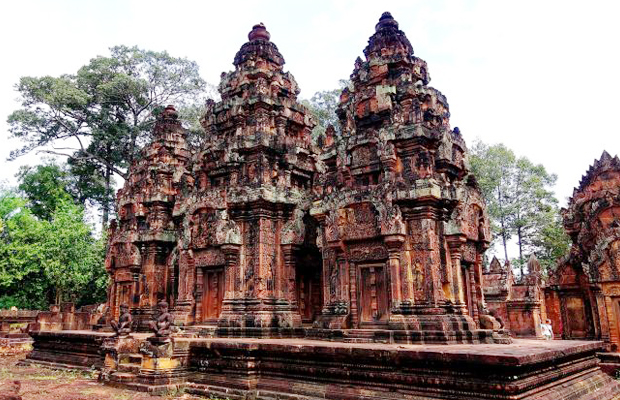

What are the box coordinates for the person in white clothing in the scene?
[541,319,553,340]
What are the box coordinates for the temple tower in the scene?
[311,13,503,342]
[106,105,191,327]
[547,151,620,349]
[174,23,319,332]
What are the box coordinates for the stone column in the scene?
[281,244,298,303]
[221,244,241,300]
[195,267,204,324]
[446,235,467,307]
[132,273,140,308]
[384,235,405,308]
[470,253,481,323]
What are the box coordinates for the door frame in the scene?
[356,262,389,327]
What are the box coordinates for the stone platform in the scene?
[182,338,620,400]
[20,330,109,370]
[21,330,620,399]
[0,333,33,355]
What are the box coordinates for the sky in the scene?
[0,0,619,210]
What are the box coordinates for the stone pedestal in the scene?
[101,336,140,374]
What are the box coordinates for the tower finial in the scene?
[248,23,270,41]
[376,11,399,31]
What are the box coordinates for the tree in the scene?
[41,199,106,305]
[17,162,75,221]
[470,140,570,274]
[0,192,49,309]
[470,141,516,262]
[0,186,108,309]
[7,45,208,226]
[510,157,564,264]
[302,80,349,142]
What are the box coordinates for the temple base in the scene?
[22,330,620,399]
[217,298,303,331]
[0,333,33,355]
[185,338,618,400]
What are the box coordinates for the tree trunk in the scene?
[102,166,111,230]
[502,227,509,263]
[517,226,524,275]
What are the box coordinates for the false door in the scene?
[562,294,588,339]
[358,264,389,325]
[201,267,224,323]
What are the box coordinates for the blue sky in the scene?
[1,0,619,212]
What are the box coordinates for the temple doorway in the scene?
[201,267,224,323]
[357,264,389,325]
[561,294,588,338]
[296,249,323,324]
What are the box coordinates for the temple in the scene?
[545,152,620,350]
[21,13,620,400]
[104,15,505,343]
[483,255,546,338]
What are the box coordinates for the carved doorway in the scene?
[296,248,323,324]
[357,264,389,325]
[201,267,224,323]
[561,294,588,339]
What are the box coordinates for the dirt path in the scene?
[0,355,201,400]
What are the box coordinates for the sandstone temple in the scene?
[544,151,620,370]
[20,13,620,400]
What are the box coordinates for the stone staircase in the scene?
[106,353,142,385]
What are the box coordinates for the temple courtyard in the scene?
[0,354,197,400]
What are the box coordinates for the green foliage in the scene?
[42,199,104,305]
[302,80,349,142]
[0,184,108,309]
[470,141,516,261]
[470,140,571,273]
[0,192,50,309]
[17,162,74,221]
[7,45,208,226]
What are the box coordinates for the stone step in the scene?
[109,372,136,383]
[342,338,375,343]
[118,363,141,374]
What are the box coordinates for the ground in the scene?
[0,354,201,400]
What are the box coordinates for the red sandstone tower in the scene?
[174,23,319,332]
[547,151,620,350]
[103,15,507,343]
[311,12,503,342]
[105,105,191,327]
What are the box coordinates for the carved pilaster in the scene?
[281,244,299,303]
[221,244,241,300]
[446,235,467,306]
[384,234,405,308]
